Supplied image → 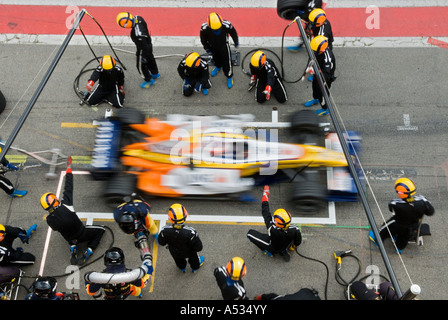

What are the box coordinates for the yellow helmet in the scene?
[309,8,327,27]
[226,257,246,281]
[310,35,328,54]
[116,12,134,28]
[168,203,188,227]
[40,193,60,211]
[394,178,416,200]
[250,50,267,68]
[208,12,223,30]
[273,208,291,229]
[0,224,5,242]
[185,52,201,68]
[100,55,116,70]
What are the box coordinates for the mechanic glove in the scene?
[86,80,95,92]
[141,274,150,286]
[262,185,270,202]
[263,85,272,100]
[6,163,19,171]
[250,75,257,85]
[234,42,239,48]
[306,66,314,75]
[66,156,72,174]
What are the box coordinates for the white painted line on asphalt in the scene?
[2,34,444,48]
[397,114,418,131]
[38,169,66,277]
[77,207,337,226]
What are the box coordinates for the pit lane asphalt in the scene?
[1,43,448,301]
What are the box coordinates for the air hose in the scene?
[334,250,391,300]
[294,247,329,300]
[240,17,309,84]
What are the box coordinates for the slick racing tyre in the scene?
[116,107,145,126]
[277,0,309,20]
[289,109,321,135]
[289,109,321,144]
[103,173,138,207]
[0,90,6,114]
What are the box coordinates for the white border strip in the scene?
[77,207,336,226]
[1,34,445,48]
[38,170,66,276]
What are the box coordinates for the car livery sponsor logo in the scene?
[91,120,121,170]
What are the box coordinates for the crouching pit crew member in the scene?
[41,156,105,264]
[83,55,125,108]
[247,185,302,262]
[178,52,212,97]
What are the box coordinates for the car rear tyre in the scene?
[290,180,326,213]
[116,107,145,126]
[289,109,321,144]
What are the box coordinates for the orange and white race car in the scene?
[90,108,352,206]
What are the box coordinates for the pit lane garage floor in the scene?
[1,42,448,303]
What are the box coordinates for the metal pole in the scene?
[0,9,87,163]
[400,284,420,300]
[295,18,403,297]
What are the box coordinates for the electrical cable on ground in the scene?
[294,247,329,300]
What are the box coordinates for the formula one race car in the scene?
[90,108,357,210]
